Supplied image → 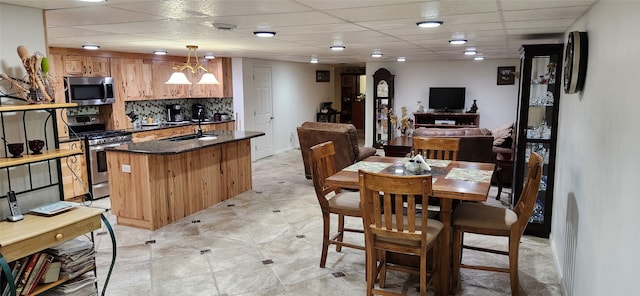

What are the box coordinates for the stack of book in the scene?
[1,238,97,296]
[2,252,57,296]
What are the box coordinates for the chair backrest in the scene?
[359,171,433,244]
[512,152,543,235]
[412,137,461,160]
[309,141,340,208]
[297,122,360,178]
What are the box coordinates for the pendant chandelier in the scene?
[165,45,220,85]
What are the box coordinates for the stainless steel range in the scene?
[68,116,132,200]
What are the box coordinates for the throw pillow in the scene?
[492,122,513,146]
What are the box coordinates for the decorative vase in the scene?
[468,99,478,113]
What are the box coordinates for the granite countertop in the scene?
[105,130,265,155]
[128,119,235,133]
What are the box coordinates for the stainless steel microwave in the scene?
[64,76,115,106]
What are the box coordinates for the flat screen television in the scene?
[428,87,466,112]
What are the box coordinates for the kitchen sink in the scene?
[164,134,218,142]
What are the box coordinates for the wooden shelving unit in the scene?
[413,112,479,128]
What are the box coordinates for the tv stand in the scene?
[414,112,479,128]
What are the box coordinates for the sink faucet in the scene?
[196,108,203,137]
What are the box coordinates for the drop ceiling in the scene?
[0,0,597,64]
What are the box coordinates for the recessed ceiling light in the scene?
[204,55,216,59]
[371,52,383,58]
[449,39,468,45]
[464,50,478,55]
[153,50,167,55]
[212,23,237,31]
[397,57,406,62]
[82,44,100,50]
[330,46,345,51]
[416,21,443,28]
[474,56,485,61]
[254,31,276,37]
[310,58,318,64]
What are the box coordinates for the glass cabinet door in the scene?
[513,44,563,238]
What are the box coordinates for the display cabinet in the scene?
[372,68,394,149]
[513,44,563,238]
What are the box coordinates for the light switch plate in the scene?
[121,164,131,173]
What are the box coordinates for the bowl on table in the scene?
[7,143,24,158]
[28,139,45,154]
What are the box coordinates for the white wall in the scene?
[0,3,59,217]
[364,59,520,146]
[237,58,334,154]
[551,1,640,295]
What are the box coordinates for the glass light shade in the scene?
[165,72,191,84]
[416,21,443,28]
[197,73,220,84]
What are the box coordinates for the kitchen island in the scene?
[105,130,264,230]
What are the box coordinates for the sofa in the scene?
[411,127,494,163]
[297,121,377,179]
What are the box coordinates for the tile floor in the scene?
[89,149,561,296]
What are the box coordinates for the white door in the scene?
[252,66,274,160]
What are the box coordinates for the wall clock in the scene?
[563,31,588,94]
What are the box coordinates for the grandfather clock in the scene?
[372,68,395,148]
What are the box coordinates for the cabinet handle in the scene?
[55,233,63,240]
[88,66,93,75]
[83,65,87,74]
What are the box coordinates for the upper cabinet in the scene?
[63,55,110,77]
[190,59,225,98]
[153,60,190,99]
[113,58,155,101]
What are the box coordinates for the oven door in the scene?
[89,142,129,185]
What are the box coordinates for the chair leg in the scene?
[378,250,388,288]
[452,228,463,292]
[336,214,345,252]
[320,213,330,268]
[495,165,504,200]
[365,238,377,296]
[420,251,427,296]
[509,236,521,296]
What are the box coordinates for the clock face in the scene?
[563,31,588,94]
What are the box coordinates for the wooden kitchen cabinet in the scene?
[153,60,189,99]
[190,59,224,98]
[63,55,110,77]
[59,140,89,201]
[114,58,155,101]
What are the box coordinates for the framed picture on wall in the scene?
[316,70,330,82]
[497,66,516,85]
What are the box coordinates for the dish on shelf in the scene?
[7,143,24,157]
[141,122,161,127]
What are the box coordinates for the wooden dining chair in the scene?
[359,171,443,296]
[412,136,461,213]
[309,141,365,268]
[451,152,543,296]
[412,137,460,160]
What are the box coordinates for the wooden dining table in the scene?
[325,155,495,295]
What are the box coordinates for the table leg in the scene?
[439,199,453,296]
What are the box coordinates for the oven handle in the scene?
[90,141,131,151]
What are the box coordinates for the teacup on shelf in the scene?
[28,139,45,154]
[7,143,24,158]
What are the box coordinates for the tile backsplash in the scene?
[125,98,233,123]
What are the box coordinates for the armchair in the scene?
[297,121,377,179]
